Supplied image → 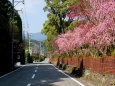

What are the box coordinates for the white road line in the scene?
[27,83,31,86]
[35,70,37,72]
[36,67,38,69]
[0,65,25,79]
[52,65,85,86]
[32,74,35,79]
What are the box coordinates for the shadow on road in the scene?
[0,62,82,86]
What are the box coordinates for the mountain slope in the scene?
[30,32,47,41]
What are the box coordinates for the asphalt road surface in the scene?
[0,59,85,86]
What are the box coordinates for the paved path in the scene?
[0,60,85,86]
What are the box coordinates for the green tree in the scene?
[43,0,73,34]
[41,0,79,55]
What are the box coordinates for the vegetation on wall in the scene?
[0,0,24,74]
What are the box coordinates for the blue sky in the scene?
[9,0,48,33]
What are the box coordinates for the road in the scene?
[0,59,85,86]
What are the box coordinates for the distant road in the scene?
[0,59,85,86]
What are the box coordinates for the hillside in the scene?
[30,32,47,41]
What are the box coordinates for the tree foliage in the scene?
[54,0,115,57]
[42,0,78,53]
[0,0,24,74]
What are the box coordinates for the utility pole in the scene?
[38,41,41,55]
[29,33,31,53]
[11,0,24,69]
[27,32,31,54]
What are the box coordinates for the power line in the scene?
[24,3,30,30]
[11,0,24,69]
[23,1,32,55]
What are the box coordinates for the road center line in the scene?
[32,74,35,79]
[35,70,37,72]
[52,65,85,86]
[36,67,38,69]
[27,83,31,86]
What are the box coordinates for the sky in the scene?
[9,0,48,33]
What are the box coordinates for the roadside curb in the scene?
[52,65,85,86]
[0,65,25,79]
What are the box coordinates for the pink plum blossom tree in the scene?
[54,0,115,57]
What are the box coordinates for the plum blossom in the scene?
[54,0,115,54]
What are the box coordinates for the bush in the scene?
[25,51,33,63]
[111,49,115,56]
